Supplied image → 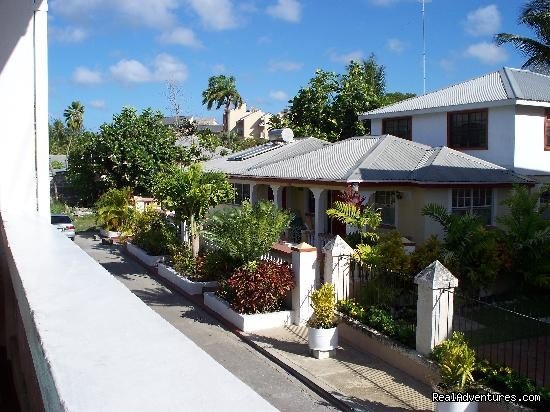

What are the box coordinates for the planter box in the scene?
[204,292,293,332]
[157,263,218,295]
[99,228,121,238]
[126,243,163,268]
[338,316,440,387]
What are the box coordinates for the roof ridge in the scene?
[345,135,394,181]
[247,137,329,170]
[500,67,518,99]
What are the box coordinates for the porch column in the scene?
[270,185,283,208]
[249,183,258,205]
[311,188,327,246]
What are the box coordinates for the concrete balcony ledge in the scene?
[0,212,276,411]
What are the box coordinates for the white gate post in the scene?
[322,235,354,301]
[414,260,459,355]
[291,242,318,325]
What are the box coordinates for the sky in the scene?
[48,0,534,131]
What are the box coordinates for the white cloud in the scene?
[257,35,272,45]
[110,54,188,84]
[266,0,301,23]
[267,60,303,72]
[464,5,501,36]
[50,26,88,43]
[51,0,177,28]
[187,0,238,30]
[329,50,364,64]
[212,64,226,74]
[369,0,398,6]
[439,57,456,72]
[153,53,188,82]
[72,67,102,85]
[159,27,203,48]
[464,42,508,65]
[269,90,288,101]
[110,59,152,84]
[387,38,405,53]
[89,100,106,109]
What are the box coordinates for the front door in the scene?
[327,190,346,237]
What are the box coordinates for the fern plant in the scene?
[326,200,381,244]
[308,283,337,329]
[95,187,132,231]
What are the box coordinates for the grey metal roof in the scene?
[363,68,550,118]
[203,137,328,175]
[217,135,531,185]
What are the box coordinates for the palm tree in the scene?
[201,75,243,133]
[63,101,84,133]
[495,0,550,73]
[63,101,85,156]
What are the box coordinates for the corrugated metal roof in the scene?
[203,137,328,175]
[247,137,379,180]
[504,68,550,102]
[215,134,531,185]
[364,67,550,117]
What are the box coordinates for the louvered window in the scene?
[374,191,396,226]
[230,183,250,205]
[448,109,488,149]
[451,188,493,225]
[382,117,412,140]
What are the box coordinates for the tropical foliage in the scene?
[495,0,550,73]
[67,107,189,204]
[95,187,132,231]
[286,56,414,141]
[421,203,499,291]
[204,200,293,266]
[497,185,550,289]
[152,163,234,256]
[432,332,476,392]
[219,261,295,314]
[130,209,178,256]
[202,75,243,132]
[64,101,84,133]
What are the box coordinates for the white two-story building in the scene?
[360,68,550,182]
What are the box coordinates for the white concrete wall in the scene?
[0,0,50,218]
[514,105,550,175]
[2,212,277,411]
[373,105,518,169]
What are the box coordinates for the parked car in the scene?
[51,214,75,240]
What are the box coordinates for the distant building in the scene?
[163,116,223,134]
[225,103,272,139]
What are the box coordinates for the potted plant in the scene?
[307,283,338,358]
[432,332,478,412]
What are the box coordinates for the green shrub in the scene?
[51,160,65,170]
[205,200,292,266]
[221,260,295,314]
[169,245,210,281]
[376,230,411,274]
[308,283,337,329]
[202,250,240,281]
[95,187,132,231]
[432,332,476,391]
[131,209,177,256]
[50,199,68,214]
[409,235,444,275]
[337,299,414,347]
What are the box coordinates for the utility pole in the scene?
[422,0,426,94]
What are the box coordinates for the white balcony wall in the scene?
[514,105,550,175]
[0,0,50,218]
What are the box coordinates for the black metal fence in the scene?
[451,290,550,388]
[332,254,418,335]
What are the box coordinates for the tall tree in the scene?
[202,75,243,133]
[495,0,550,73]
[152,164,234,256]
[286,56,413,142]
[63,101,84,133]
[67,107,186,204]
[63,101,85,156]
[49,119,69,154]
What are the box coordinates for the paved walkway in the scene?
[245,326,434,411]
[76,233,434,411]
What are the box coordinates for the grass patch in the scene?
[72,214,97,233]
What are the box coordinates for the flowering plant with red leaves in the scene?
[223,260,295,314]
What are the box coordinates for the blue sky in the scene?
[48,0,533,131]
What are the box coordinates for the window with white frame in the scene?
[451,188,493,225]
[374,191,396,226]
[231,183,250,205]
